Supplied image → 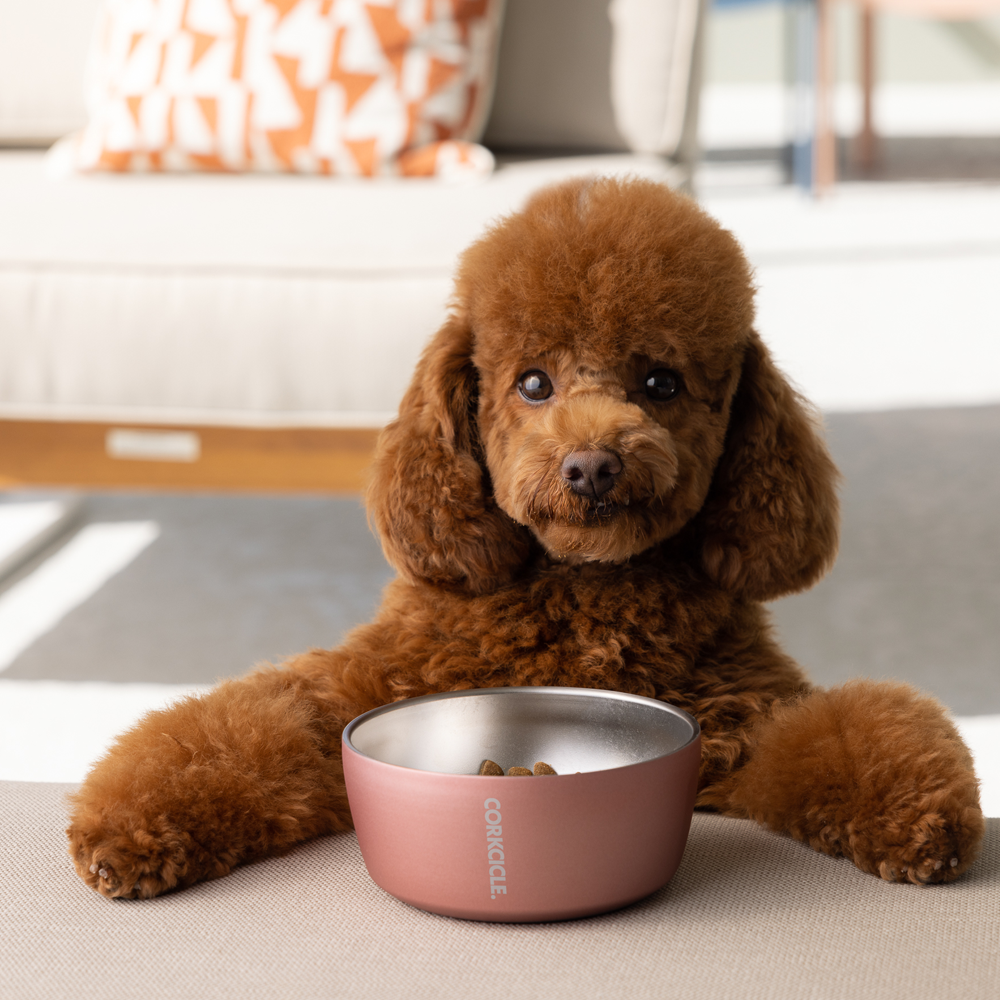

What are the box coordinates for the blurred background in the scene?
[703,0,1000,187]
[1,0,998,810]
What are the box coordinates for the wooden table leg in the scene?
[857,2,878,173]
[813,0,837,193]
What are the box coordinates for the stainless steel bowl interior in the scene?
[345,687,698,775]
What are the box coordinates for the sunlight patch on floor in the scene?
[0,522,160,674]
[1,678,997,818]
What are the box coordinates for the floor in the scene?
[698,181,1000,416]
[0,492,390,684]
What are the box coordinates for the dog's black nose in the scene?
[561,449,622,499]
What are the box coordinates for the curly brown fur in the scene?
[710,680,984,884]
[67,177,983,899]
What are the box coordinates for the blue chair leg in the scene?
[788,0,816,190]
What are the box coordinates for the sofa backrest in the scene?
[0,0,703,157]
[483,0,704,158]
[0,0,103,144]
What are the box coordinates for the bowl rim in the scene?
[342,685,701,771]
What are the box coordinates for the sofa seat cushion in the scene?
[3,779,998,1000]
[0,150,681,426]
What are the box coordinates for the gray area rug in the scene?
[772,404,1000,715]
[0,492,393,684]
[1,404,998,714]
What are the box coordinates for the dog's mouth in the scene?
[580,496,628,521]
[521,486,676,564]
[517,478,638,527]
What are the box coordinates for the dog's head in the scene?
[367,177,839,601]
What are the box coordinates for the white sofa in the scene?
[0,1,705,452]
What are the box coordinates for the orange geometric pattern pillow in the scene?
[72,0,503,177]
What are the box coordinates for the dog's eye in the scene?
[518,370,553,402]
[644,369,682,402]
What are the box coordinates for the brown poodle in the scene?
[67,177,984,899]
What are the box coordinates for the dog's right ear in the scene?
[366,316,532,594]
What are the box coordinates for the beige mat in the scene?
[2,781,997,1000]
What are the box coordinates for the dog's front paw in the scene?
[68,816,215,899]
[67,782,237,900]
[854,804,984,886]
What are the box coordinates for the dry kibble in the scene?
[475,757,560,776]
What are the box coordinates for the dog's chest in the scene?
[384,563,737,694]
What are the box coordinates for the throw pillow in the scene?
[70,0,503,177]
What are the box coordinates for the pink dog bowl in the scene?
[342,686,701,922]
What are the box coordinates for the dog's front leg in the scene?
[66,653,379,899]
[707,680,985,883]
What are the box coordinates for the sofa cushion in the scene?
[0,149,682,425]
[2,779,997,1000]
[0,0,103,144]
[483,0,702,157]
[70,0,504,177]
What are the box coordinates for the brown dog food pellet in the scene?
[476,759,559,776]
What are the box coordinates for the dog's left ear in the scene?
[366,315,532,594]
[696,333,840,602]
